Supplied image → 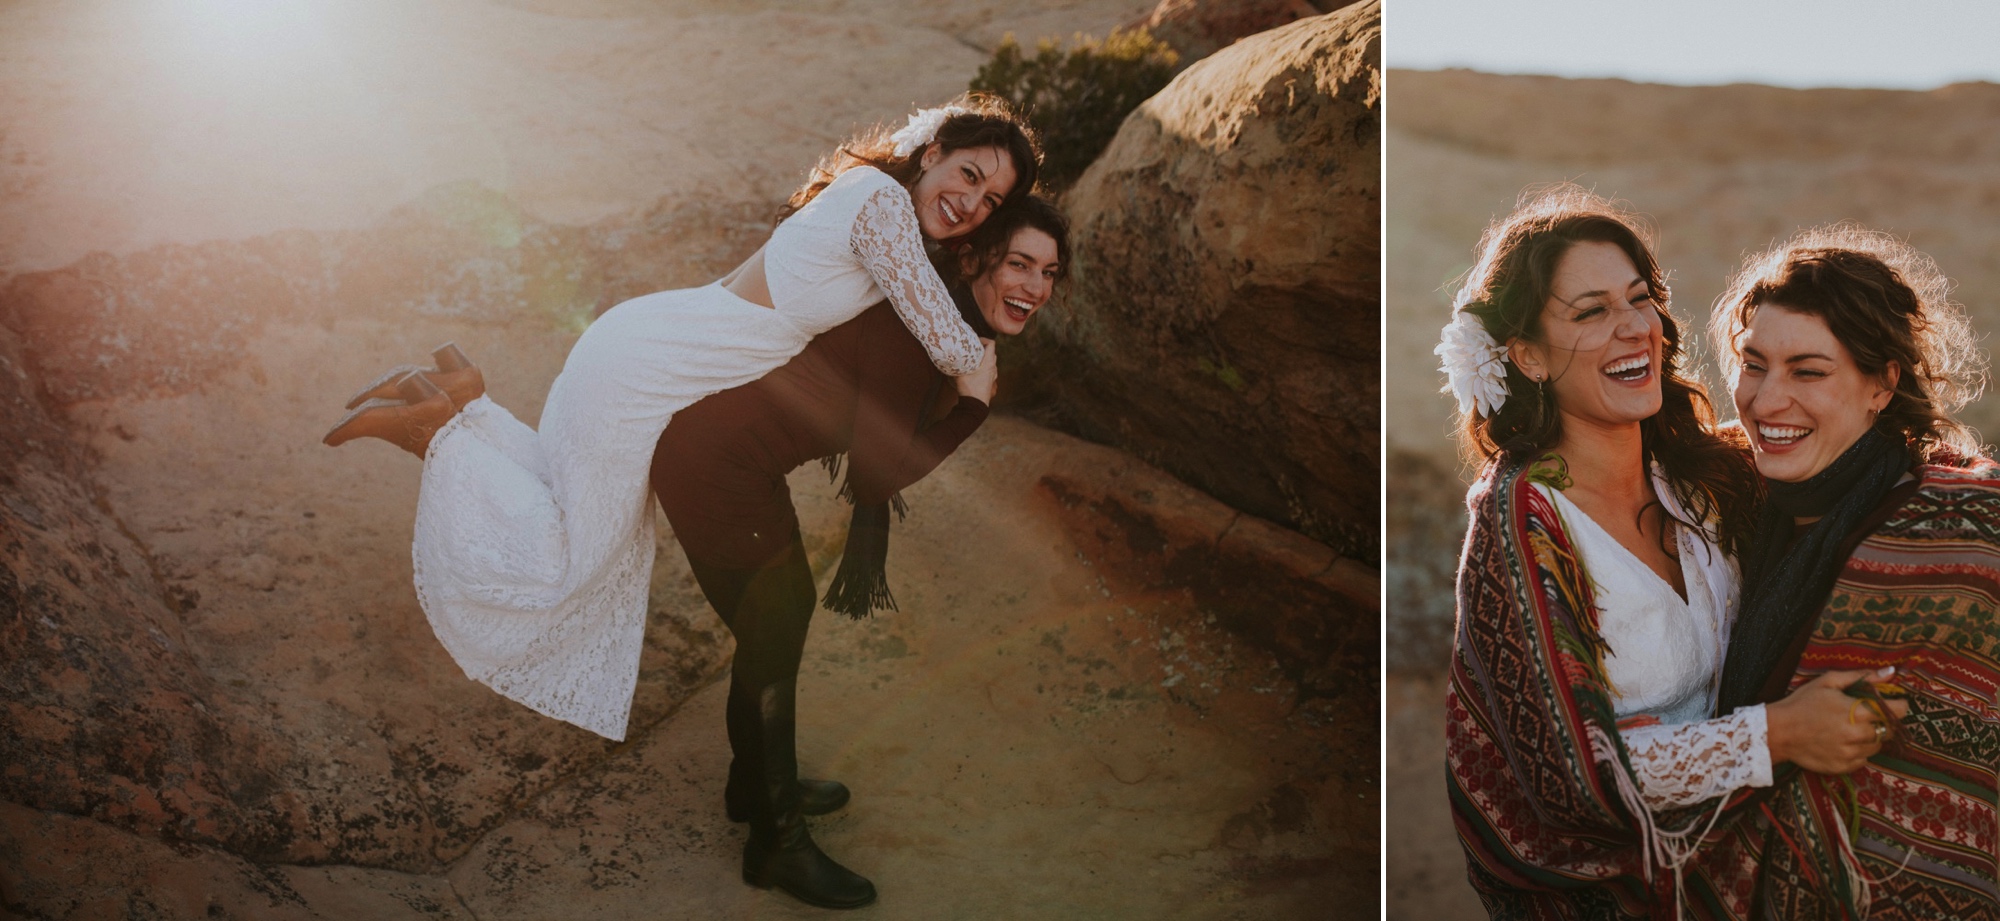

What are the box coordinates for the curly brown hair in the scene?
[1449,184,1761,557]
[777,92,1041,233]
[950,194,1070,285]
[1710,224,1988,463]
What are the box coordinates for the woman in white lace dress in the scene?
[1438,185,1903,919]
[322,96,1039,746]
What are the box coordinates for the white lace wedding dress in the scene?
[411,166,983,740]
[1533,477,1773,810]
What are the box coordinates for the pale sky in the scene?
[1389,0,2000,90]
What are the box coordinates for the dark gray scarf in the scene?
[1715,428,1910,714]
[820,287,990,619]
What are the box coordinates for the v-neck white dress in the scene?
[1532,478,1773,810]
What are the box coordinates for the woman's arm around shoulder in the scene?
[847,180,984,376]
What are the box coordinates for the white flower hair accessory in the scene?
[889,105,970,159]
[1436,296,1512,417]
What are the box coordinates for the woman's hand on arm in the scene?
[954,339,997,404]
[1765,667,1909,774]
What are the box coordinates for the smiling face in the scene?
[966,226,1060,336]
[1731,304,1897,483]
[1507,240,1666,434]
[910,144,1018,242]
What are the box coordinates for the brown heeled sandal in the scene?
[323,371,456,457]
[344,342,485,410]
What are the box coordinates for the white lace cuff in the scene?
[1622,704,1773,811]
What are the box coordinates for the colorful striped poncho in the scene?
[1689,458,2000,920]
[1448,458,1762,920]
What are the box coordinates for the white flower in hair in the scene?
[889,105,970,158]
[1436,298,1511,417]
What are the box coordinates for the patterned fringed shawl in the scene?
[1448,459,1762,920]
[1688,458,2000,921]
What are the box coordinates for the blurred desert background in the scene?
[1387,67,2000,918]
[0,1,1378,918]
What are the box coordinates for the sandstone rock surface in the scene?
[1011,2,1381,561]
[0,194,751,874]
[1128,0,1358,63]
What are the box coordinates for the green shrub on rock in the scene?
[970,29,1179,190]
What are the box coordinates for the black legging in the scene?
[684,530,817,691]
[685,530,819,820]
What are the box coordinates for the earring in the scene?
[1521,373,1552,431]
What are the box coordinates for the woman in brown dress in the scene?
[649,196,1068,910]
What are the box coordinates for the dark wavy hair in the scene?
[1449,184,1761,557]
[1711,224,1987,463]
[948,194,1071,286]
[778,92,1041,234]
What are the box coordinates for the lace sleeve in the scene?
[849,184,984,376]
[1622,704,1774,811]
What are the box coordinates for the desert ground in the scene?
[1387,68,2000,918]
[0,1,1373,918]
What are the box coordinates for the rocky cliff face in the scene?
[1009,2,1381,562]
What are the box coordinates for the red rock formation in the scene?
[1009,3,1381,562]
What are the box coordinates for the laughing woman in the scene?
[651,197,1067,909]
[1689,227,1999,920]
[1439,187,1894,919]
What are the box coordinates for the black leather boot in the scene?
[723,677,851,821]
[728,776,851,823]
[740,679,876,909]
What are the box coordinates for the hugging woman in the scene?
[650,196,1068,909]
[321,96,1044,911]
[1688,227,2000,921]
[1438,187,1893,920]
